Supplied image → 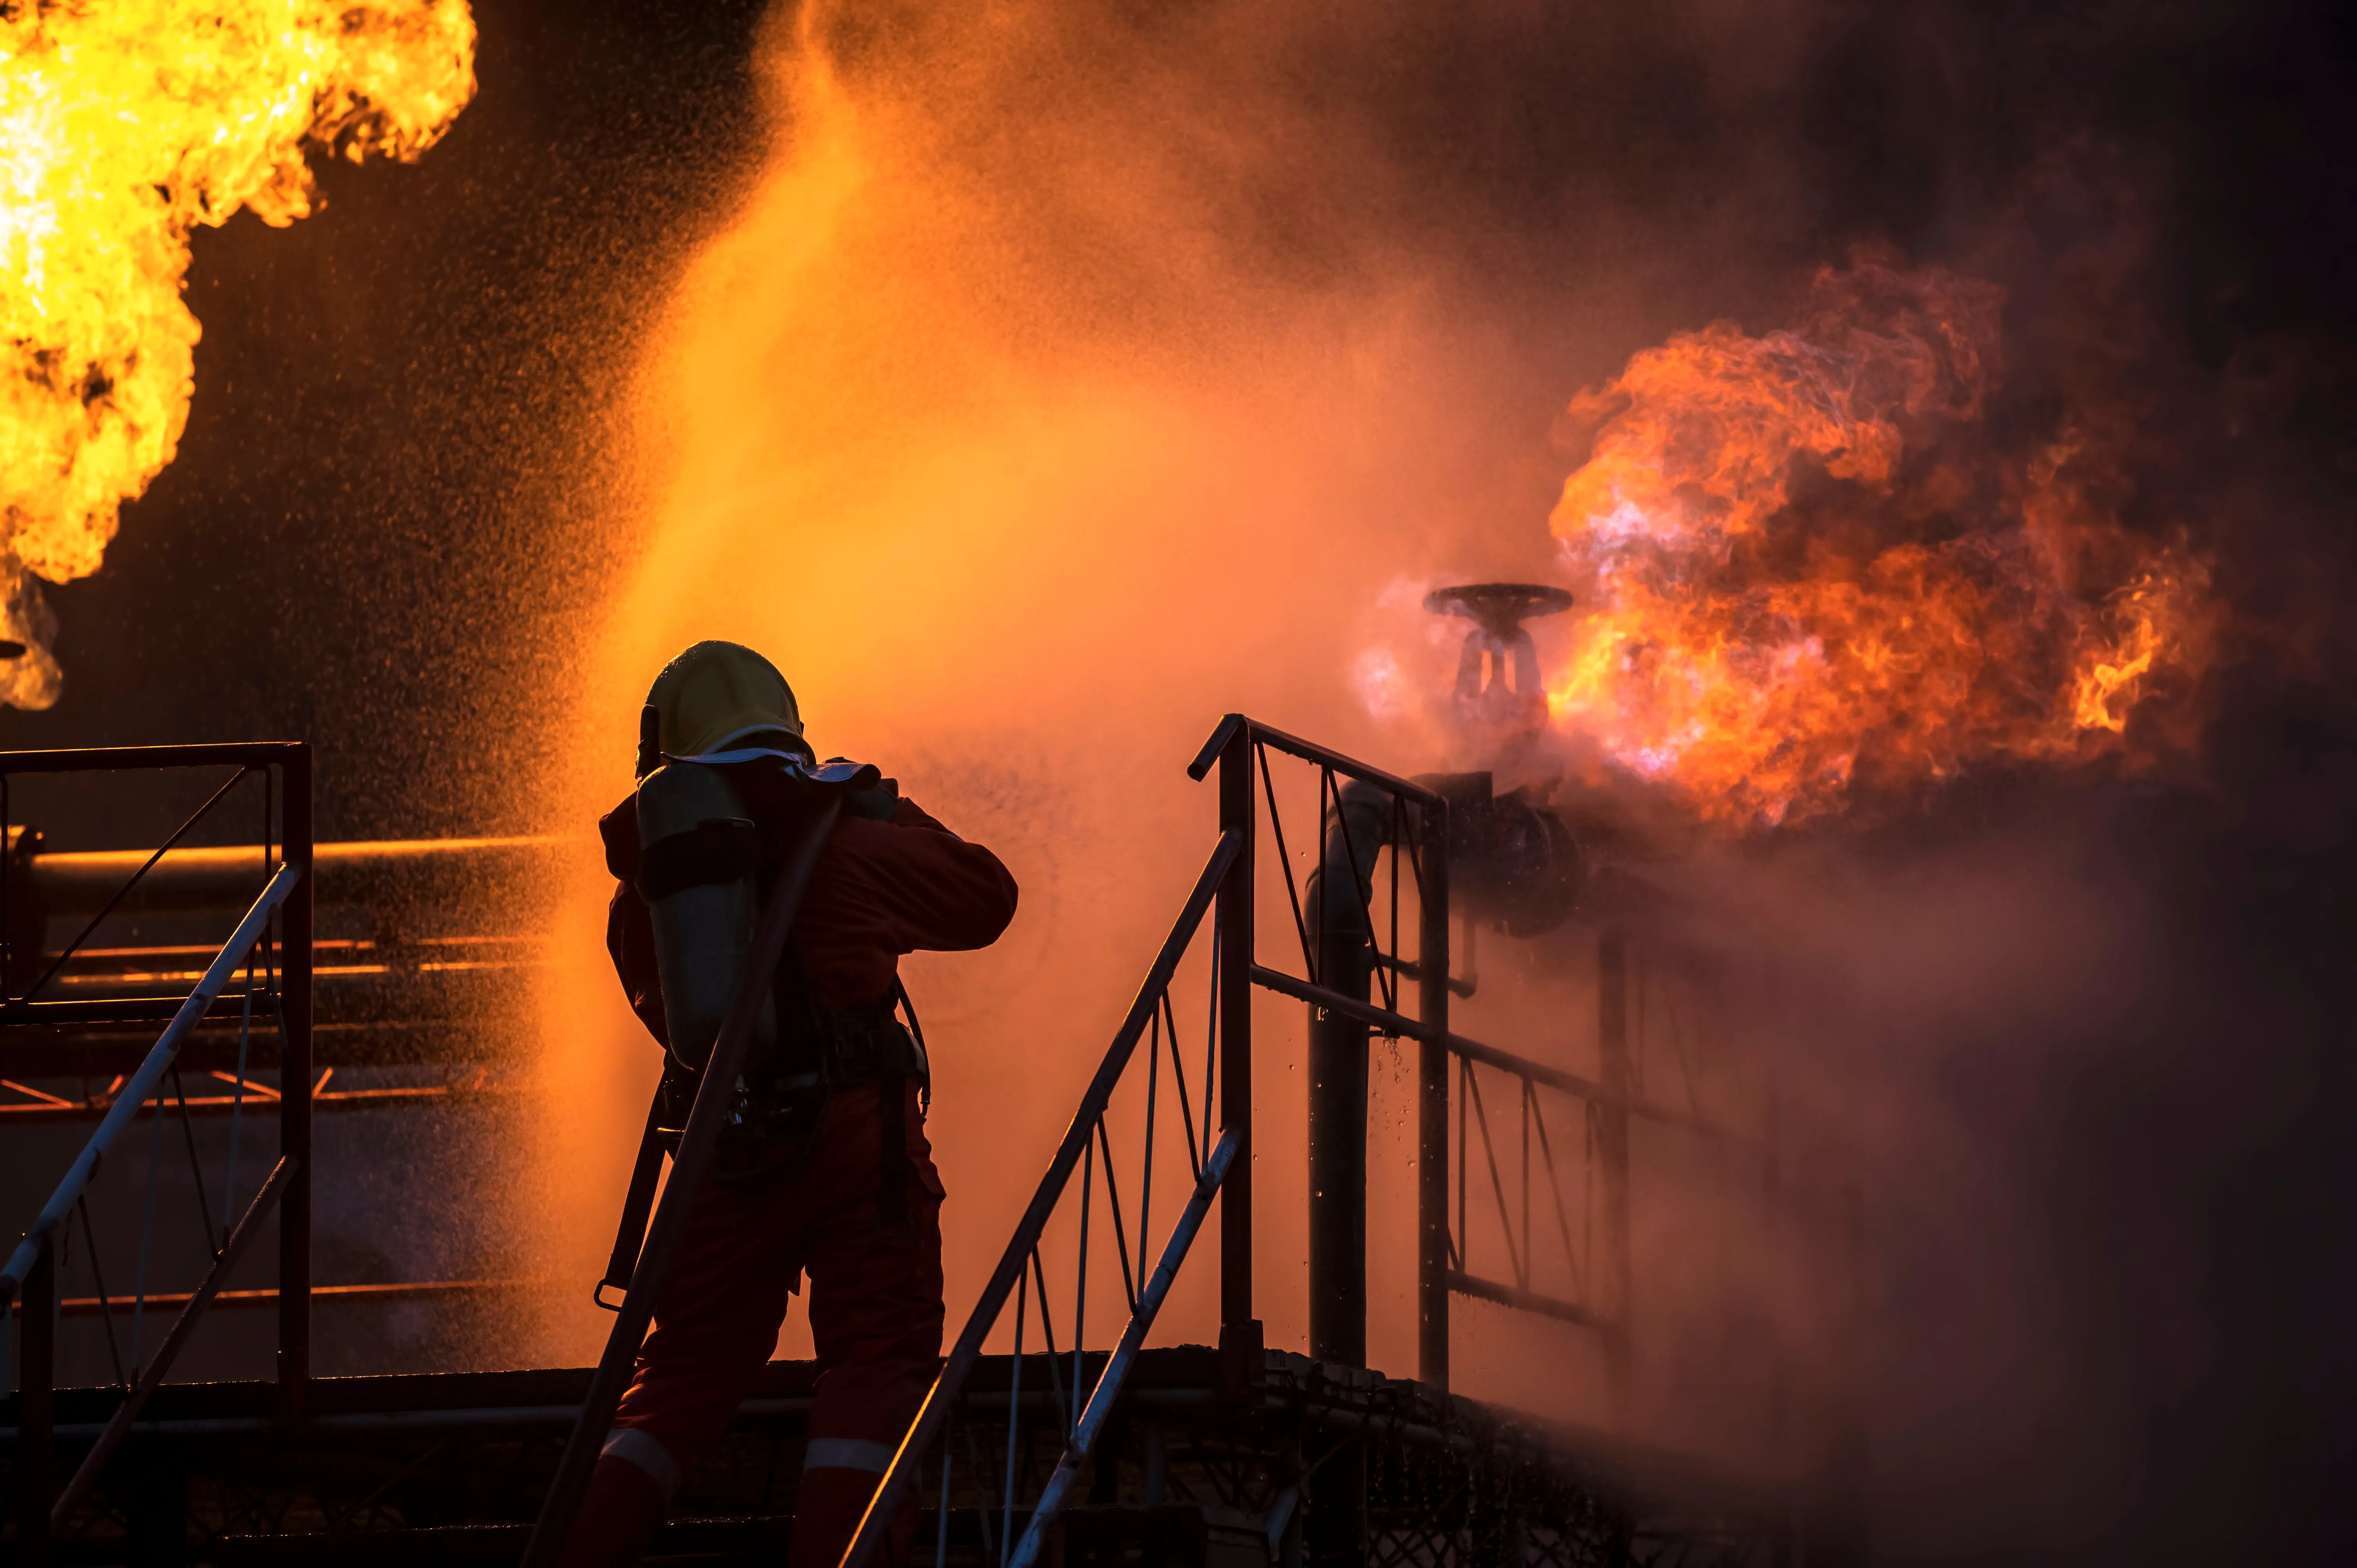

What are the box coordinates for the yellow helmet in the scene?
[638,641,805,777]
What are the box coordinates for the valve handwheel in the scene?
[1422,583,1574,642]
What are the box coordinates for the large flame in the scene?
[0,0,477,708]
[1546,261,2211,827]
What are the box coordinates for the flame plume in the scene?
[1546,261,2211,828]
[0,0,477,708]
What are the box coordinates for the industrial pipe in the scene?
[19,835,568,915]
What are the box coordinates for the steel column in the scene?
[1306,894,1367,1368]
[277,747,313,1421]
[1596,927,1633,1425]
[15,1237,55,1565]
[1215,723,1260,1381]
[1305,876,1368,1568]
[1417,802,1450,1390]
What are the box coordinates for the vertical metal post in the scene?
[1214,723,1260,1388]
[1416,801,1450,1391]
[1597,926,1633,1426]
[16,1236,56,1565]
[277,747,313,1421]
[1306,867,1367,1367]
[1305,782,1369,1568]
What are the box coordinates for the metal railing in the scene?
[0,744,313,1564]
[837,713,1746,1567]
[521,712,1777,1568]
[1189,714,1455,1390]
[1194,714,1753,1423]
[837,818,1251,1568]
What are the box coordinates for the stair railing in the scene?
[836,713,1768,1567]
[839,821,1244,1568]
[0,743,313,1563]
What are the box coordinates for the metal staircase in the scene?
[4,722,1839,1567]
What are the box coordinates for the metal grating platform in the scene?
[2,1349,1786,1567]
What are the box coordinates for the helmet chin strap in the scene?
[636,705,663,779]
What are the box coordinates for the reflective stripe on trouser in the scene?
[602,1428,684,1498]
[588,1079,945,1568]
[805,1437,896,1473]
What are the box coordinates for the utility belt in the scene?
[678,986,931,1175]
[596,971,932,1312]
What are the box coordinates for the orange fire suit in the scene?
[568,785,1017,1568]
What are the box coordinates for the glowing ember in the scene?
[1546,260,2210,827]
[0,0,477,708]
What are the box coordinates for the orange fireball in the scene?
[0,0,477,708]
[1546,261,2209,827]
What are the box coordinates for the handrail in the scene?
[5,741,314,1559]
[1248,962,1732,1139]
[48,1155,298,1527]
[1187,713,1444,805]
[1,859,301,1303]
[1007,1126,1243,1568]
[837,826,1242,1568]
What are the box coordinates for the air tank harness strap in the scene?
[595,1091,668,1312]
[880,975,929,1230]
[595,1063,698,1311]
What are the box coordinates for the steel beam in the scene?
[279,748,313,1421]
[1597,927,1633,1427]
[1417,803,1450,1391]
[1215,722,1259,1379]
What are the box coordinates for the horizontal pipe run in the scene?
[1,995,274,1026]
[4,1082,512,1125]
[0,862,302,1302]
[1186,715,1442,806]
[22,837,569,915]
[59,1278,535,1317]
[1445,1270,1604,1330]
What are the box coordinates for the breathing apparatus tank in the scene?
[634,761,777,1073]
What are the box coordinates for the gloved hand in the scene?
[844,775,900,821]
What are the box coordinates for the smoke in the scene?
[514,0,2355,1559]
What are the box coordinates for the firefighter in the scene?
[564,641,1018,1568]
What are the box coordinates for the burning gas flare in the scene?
[1546,260,2210,827]
[0,0,477,708]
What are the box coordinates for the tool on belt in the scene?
[594,753,929,1312]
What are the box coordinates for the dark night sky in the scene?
[4,1,2353,1559]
